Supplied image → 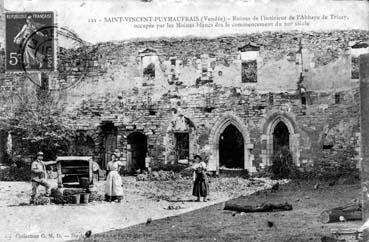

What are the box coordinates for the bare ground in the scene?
[0,176,277,242]
[68,180,363,242]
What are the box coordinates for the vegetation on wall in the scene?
[4,84,74,161]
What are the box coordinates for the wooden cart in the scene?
[56,156,95,188]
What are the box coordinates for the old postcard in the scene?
[0,0,369,241]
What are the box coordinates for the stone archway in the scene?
[208,113,253,174]
[262,113,300,167]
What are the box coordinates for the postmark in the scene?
[5,11,91,91]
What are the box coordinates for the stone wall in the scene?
[0,30,366,174]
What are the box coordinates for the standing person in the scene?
[105,153,124,202]
[30,151,56,204]
[192,155,209,202]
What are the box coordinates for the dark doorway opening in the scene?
[273,121,290,155]
[127,132,147,172]
[271,121,294,179]
[219,124,244,168]
[0,131,8,164]
[101,122,117,169]
[175,132,189,161]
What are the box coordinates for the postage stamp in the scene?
[5,11,55,72]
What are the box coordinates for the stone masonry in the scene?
[0,30,367,175]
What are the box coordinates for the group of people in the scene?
[30,151,210,204]
[103,153,210,203]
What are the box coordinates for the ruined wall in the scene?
[55,31,362,96]
[0,30,366,173]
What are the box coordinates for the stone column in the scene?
[360,53,369,221]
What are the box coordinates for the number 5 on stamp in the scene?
[5,11,55,72]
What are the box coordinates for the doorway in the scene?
[127,132,147,172]
[272,121,290,155]
[0,131,7,164]
[219,124,244,168]
[175,132,189,161]
[101,122,117,169]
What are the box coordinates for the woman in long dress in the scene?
[13,14,45,69]
[105,154,124,202]
[192,155,209,202]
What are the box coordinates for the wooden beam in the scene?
[57,161,63,188]
[224,202,292,213]
[319,202,362,223]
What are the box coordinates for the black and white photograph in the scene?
[0,0,369,241]
[5,11,55,72]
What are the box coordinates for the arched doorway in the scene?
[262,113,300,167]
[127,132,147,172]
[273,121,290,155]
[219,124,244,168]
[208,113,252,173]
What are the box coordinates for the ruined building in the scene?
[0,30,367,175]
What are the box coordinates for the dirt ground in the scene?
[68,180,363,242]
[0,176,277,242]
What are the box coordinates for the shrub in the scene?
[33,194,50,205]
[0,166,31,181]
[270,147,298,179]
